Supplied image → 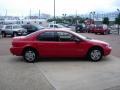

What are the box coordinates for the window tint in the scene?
[50,25,53,27]
[38,31,57,41]
[31,26,37,31]
[54,25,58,28]
[13,25,21,29]
[6,26,12,29]
[57,32,74,41]
[26,25,31,30]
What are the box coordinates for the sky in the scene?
[0,0,120,16]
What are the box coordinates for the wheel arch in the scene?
[22,46,39,56]
[87,46,104,56]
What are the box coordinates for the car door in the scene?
[5,25,12,35]
[56,31,85,57]
[36,31,59,57]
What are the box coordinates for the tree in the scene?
[115,14,120,35]
[47,15,86,25]
[115,14,120,25]
[47,18,63,23]
[102,17,109,25]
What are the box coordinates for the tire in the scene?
[103,31,107,35]
[76,30,79,33]
[12,32,17,37]
[1,32,6,37]
[23,48,38,63]
[88,48,103,62]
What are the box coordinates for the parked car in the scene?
[86,25,95,33]
[48,24,72,30]
[93,25,110,35]
[22,24,44,34]
[1,24,27,37]
[75,24,86,33]
[0,25,3,35]
[10,29,112,63]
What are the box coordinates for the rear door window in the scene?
[38,31,58,41]
[5,26,12,29]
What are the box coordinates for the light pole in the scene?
[89,12,92,24]
[5,9,7,17]
[30,9,31,19]
[117,9,120,35]
[39,9,40,19]
[62,13,67,24]
[93,11,95,21]
[54,0,56,24]
[89,11,95,24]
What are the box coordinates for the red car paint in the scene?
[10,29,111,58]
[93,26,110,35]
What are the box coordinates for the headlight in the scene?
[105,44,111,48]
[18,30,22,32]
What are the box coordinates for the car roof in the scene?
[3,24,20,26]
[41,28,71,32]
[28,28,72,36]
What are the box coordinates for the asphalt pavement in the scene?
[0,55,120,90]
[0,34,120,90]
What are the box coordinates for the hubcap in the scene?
[91,50,101,61]
[14,33,17,37]
[25,50,36,62]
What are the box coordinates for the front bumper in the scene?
[17,32,27,36]
[104,46,112,56]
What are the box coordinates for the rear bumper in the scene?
[10,47,23,56]
[93,30,105,33]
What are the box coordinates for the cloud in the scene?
[113,0,120,6]
[0,0,120,16]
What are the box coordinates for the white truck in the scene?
[48,24,72,30]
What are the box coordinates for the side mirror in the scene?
[74,37,80,42]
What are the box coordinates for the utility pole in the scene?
[30,9,31,19]
[39,9,41,19]
[5,9,7,17]
[117,9,120,35]
[89,12,92,24]
[76,10,78,25]
[54,0,56,25]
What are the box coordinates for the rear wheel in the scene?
[103,31,107,35]
[88,48,103,62]
[1,32,6,37]
[23,48,38,63]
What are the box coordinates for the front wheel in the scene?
[23,49,38,63]
[12,32,17,37]
[88,48,103,62]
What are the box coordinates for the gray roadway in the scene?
[0,55,120,90]
[0,34,120,90]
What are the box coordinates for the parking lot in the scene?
[0,33,120,90]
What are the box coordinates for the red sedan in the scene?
[10,29,112,62]
[93,26,110,35]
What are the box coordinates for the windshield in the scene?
[36,25,44,29]
[70,31,92,40]
[13,25,21,29]
[57,24,65,28]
